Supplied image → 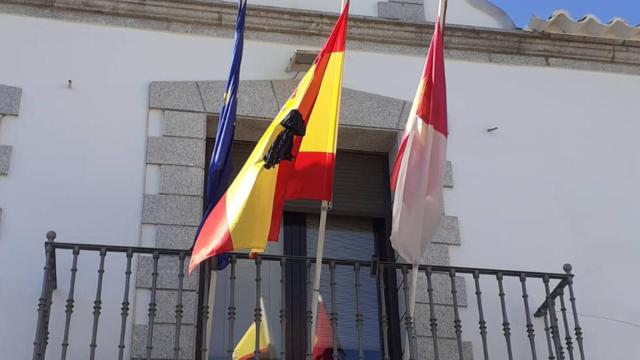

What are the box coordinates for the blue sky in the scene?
[489,1,640,28]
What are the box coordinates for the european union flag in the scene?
[193,0,247,270]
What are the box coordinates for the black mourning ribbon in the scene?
[263,109,306,169]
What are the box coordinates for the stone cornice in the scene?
[2,0,640,73]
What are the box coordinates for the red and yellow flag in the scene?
[233,298,273,360]
[190,1,349,272]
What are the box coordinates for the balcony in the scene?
[32,232,584,360]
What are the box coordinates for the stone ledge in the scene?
[397,242,450,266]
[198,80,279,118]
[416,337,473,360]
[415,273,467,307]
[155,289,197,324]
[414,303,459,339]
[142,194,202,226]
[131,324,194,359]
[146,136,205,168]
[164,111,206,139]
[423,242,449,266]
[2,0,639,73]
[156,225,198,250]
[443,161,453,188]
[432,216,460,246]
[397,101,412,128]
[162,80,408,131]
[0,84,21,116]
[0,145,12,175]
[159,165,204,197]
[340,87,405,129]
[150,81,204,112]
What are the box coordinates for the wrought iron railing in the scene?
[32,232,585,360]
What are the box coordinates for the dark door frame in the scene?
[283,212,309,359]
[282,212,402,359]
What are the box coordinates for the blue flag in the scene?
[194,0,247,270]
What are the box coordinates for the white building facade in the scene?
[0,0,639,359]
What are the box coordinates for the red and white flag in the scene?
[390,18,448,265]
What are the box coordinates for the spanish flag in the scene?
[190,1,349,272]
[233,298,273,359]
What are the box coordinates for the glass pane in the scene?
[307,215,382,359]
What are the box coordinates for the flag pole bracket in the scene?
[370,256,380,278]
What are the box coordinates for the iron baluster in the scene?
[306,259,313,360]
[544,276,565,360]
[559,289,575,360]
[173,252,186,360]
[280,258,287,360]
[401,266,417,360]
[425,267,440,360]
[117,249,134,360]
[27,239,588,360]
[33,232,56,360]
[519,274,537,360]
[543,312,556,360]
[450,269,465,360]
[199,260,212,360]
[42,278,54,359]
[60,247,79,360]
[497,272,514,360]
[473,271,489,360]
[43,231,58,358]
[89,248,107,360]
[254,255,263,360]
[145,251,160,360]
[563,264,585,360]
[227,255,237,360]
[354,262,365,360]
[378,264,391,360]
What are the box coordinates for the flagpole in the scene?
[402,1,447,359]
[438,0,447,27]
[310,200,330,353]
[309,0,346,351]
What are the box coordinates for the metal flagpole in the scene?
[310,200,330,354]
[205,268,217,359]
[403,0,447,359]
[309,0,346,353]
[438,0,447,27]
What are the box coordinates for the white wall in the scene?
[443,61,640,360]
[343,50,640,358]
[0,10,639,360]
[0,14,300,360]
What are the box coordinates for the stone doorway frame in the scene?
[131,79,462,359]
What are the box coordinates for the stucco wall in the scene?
[0,10,639,360]
[0,13,300,360]
[444,61,640,359]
